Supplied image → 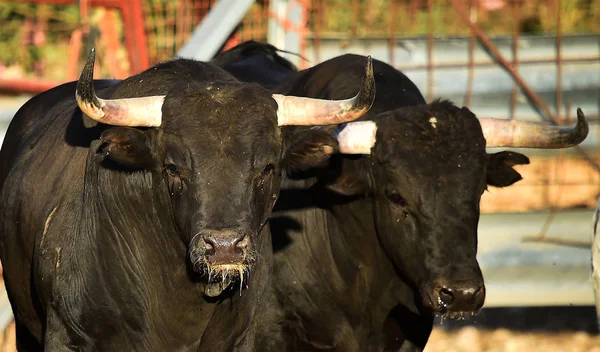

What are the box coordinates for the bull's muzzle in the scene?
[424,279,486,316]
[201,230,249,266]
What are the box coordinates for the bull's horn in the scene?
[273,56,375,126]
[76,48,165,127]
[479,109,589,148]
[334,121,378,154]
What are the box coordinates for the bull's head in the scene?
[318,100,588,317]
[75,49,376,297]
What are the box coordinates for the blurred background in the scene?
[0,0,599,350]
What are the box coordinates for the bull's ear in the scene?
[320,157,369,196]
[284,129,338,171]
[99,127,156,169]
[324,171,368,196]
[486,151,530,187]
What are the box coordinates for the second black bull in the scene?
[212,42,589,351]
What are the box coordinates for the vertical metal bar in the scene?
[366,0,373,28]
[177,0,185,50]
[122,0,150,73]
[312,0,322,64]
[299,0,309,69]
[510,0,520,119]
[427,0,434,102]
[465,0,476,108]
[388,0,396,65]
[351,0,358,38]
[449,0,599,173]
[450,0,556,123]
[556,0,563,120]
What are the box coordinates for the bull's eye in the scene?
[165,164,179,177]
[257,164,275,189]
[388,193,407,207]
[164,163,184,195]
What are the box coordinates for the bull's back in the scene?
[276,54,426,115]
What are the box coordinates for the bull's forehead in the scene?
[161,82,282,157]
[374,103,487,166]
[372,104,489,200]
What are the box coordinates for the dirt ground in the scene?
[425,327,600,352]
[0,323,598,351]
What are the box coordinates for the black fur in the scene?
[0,57,336,350]
[216,43,530,351]
[211,40,298,89]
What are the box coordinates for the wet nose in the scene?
[434,282,486,312]
[202,231,248,265]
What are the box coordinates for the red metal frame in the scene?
[17,0,149,74]
[1,0,149,93]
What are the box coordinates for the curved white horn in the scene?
[273,56,375,126]
[479,108,589,148]
[76,48,165,127]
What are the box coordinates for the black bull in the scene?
[0,50,376,350]
[212,42,589,351]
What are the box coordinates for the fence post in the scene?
[268,0,287,52]
[592,196,600,328]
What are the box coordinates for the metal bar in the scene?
[177,0,186,50]
[299,0,309,69]
[66,28,83,81]
[465,0,476,108]
[8,0,150,74]
[427,0,434,102]
[450,0,557,123]
[556,0,563,120]
[314,0,323,64]
[593,196,600,328]
[121,1,150,73]
[394,55,600,71]
[449,0,600,174]
[12,0,122,5]
[177,0,255,61]
[351,0,358,38]
[0,79,64,94]
[510,0,520,119]
[388,0,396,66]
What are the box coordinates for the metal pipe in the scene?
[5,0,150,74]
[449,0,600,173]
[395,55,600,71]
[556,0,564,120]
[510,0,520,119]
[427,0,434,102]
[388,0,396,66]
[0,79,64,94]
[466,0,476,108]
[449,0,557,124]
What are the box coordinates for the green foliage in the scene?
[0,0,598,80]
[0,2,79,76]
[309,0,600,37]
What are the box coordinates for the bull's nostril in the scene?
[235,234,248,252]
[438,288,454,306]
[203,238,215,255]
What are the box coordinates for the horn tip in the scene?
[76,47,100,114]
[85,47,96,66]
[365,56,373,75]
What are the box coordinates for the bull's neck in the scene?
[329,196,404,305]
[76,145,219,348]
[274,176,402,316]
